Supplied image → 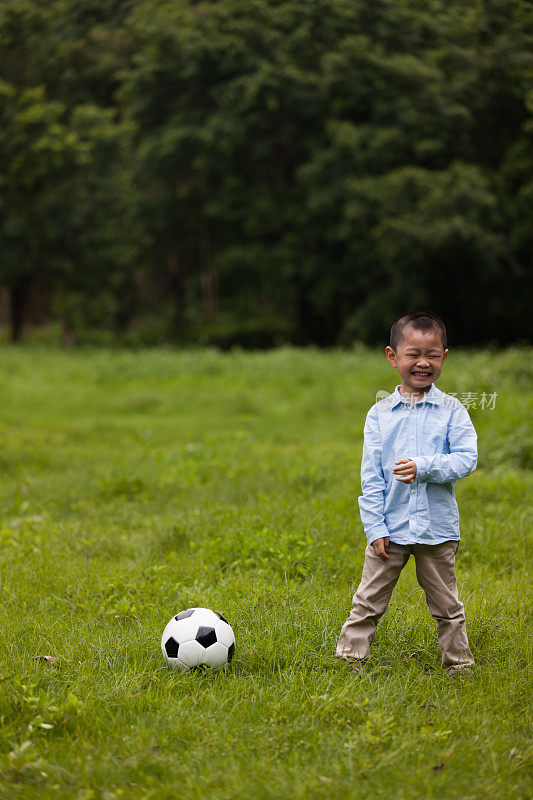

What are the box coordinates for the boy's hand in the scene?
[372,536,390,559]
[393,459,417,484]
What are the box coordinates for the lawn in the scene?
[0,344,531,799]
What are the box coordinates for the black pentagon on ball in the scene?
[195,626,217,648]
[227,642,235,662]
[214,611,229,624]
[164,636,179,658]
[175,609,195,621]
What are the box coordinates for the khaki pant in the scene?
[336,539,475,672]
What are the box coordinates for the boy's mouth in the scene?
[411,371,431,378]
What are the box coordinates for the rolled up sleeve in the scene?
[413,404,478,485]
[358,407,390,544]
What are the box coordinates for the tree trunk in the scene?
[201,269,219,319]
[168,253,187,337]
[199,228,218,319]
[9,274,32,343]
[61,316,76,347]
[0,288,10,328]
[294,278,314,346]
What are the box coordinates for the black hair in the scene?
[389,310,447,352]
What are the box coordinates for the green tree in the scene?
[119,0,531,345]
[0,0,531,345]
[0,81,140,341]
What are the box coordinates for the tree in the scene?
[0,81,141,341]
[0,0,530,345]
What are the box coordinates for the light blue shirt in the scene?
[358,382,478,546]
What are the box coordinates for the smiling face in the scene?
[385,324,448,398]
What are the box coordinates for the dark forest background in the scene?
[0,0,531,348]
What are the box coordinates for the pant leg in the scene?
[336,541,411,660]
[413,540,475,672]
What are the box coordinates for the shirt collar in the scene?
[389,382,442,409]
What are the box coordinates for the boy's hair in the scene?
[390,310,447,352]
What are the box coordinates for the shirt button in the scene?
[410,435,414,439]
[410,514,414,518]
[411,489,415,494]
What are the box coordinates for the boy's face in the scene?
[385,325,448,394]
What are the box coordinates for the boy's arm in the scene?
[358,406,390,545]
[412,404,478,485]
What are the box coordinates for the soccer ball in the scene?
[161,607,235,671]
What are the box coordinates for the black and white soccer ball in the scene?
[161,607,235,671]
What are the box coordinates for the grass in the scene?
[0,343,531,799]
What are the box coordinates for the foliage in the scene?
[0,78,142,340]
[0,0,531,344]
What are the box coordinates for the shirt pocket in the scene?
[423,422,448,455]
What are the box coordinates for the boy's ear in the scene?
[385,346,397,367]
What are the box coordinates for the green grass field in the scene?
[0,344,531,799]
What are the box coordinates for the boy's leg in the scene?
[413,540,475,673]
[336,541,411,661]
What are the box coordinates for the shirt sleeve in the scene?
[412,403,478,485]
[357,406,390,544]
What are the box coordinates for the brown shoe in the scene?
[336,655,365,672]
[447,665,474,679]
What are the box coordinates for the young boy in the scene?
[336,310,477,678]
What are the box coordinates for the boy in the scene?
[336,310,477,678]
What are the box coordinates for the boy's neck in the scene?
[399,382,433,403]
